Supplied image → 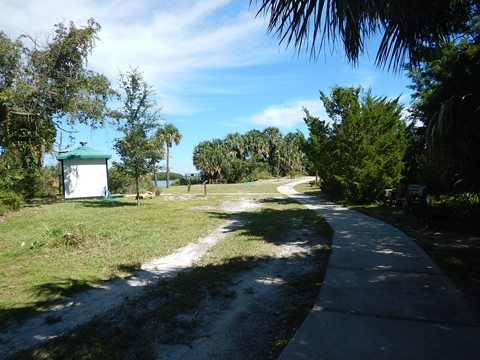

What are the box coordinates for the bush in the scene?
[31,166,61,198]
[108,166,132,194]
[425,194,480,231]
[0,190,24,212]
[179,176,203,185]
[246,168,272,182]
[321,176,344,200]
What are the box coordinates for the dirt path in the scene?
[156,247,321,360]
[153,229,326,360]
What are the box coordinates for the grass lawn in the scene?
[293,181,323,197]
[162,178,292,195]
[11,180,333,359]
[201,197,332,265]
[0,179,304,325]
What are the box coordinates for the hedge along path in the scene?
[0,199,260,358]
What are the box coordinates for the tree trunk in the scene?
[166,145,170,188]
[135,173,140,206]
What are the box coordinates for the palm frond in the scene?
[252,0,470,70]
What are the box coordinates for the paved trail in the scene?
[278,178,480,360]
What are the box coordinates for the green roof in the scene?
[56,146,112,160]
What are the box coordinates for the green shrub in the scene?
[108,166,132,194]
[0,190,24,211]
[0,203,7,216]
[424,194,480,231]
[36,165,61,197]
[246,168,272,182]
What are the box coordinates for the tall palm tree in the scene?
[253,0,470,71]
[156,123,182,188]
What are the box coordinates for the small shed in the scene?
[57,143,112,199]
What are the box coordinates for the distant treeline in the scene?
[154,172,184,181]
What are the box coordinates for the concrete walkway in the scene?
[278,178,480,360]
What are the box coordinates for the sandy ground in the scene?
[153,225,326,360]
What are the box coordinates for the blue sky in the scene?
[1,0,413,174]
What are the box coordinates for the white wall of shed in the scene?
[63,158,108,199]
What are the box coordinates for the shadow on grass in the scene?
[115,263,140,275]
[24,197,63,207]
[207,206,333,247]
[13,248,330,360]
[0,279,95,328]
[77,200,138,208]
[206,211,230,220]
[350,204,420,229]
[33,279,94,299]
[259,197,295,205]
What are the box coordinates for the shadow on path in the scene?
[278,178,480,360]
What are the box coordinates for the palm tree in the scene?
[225,132,247,160]
[262,127,282,170]
[156,123,182,188]
[244,129,266,160]
[253,0,471,71]
[193,139,227,182]
[277,131,306,176]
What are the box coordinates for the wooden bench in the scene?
[405,184,426,208]
[384,184,425,209]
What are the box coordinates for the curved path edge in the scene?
[278,178,480,360]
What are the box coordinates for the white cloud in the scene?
[248,99,327,129]
[0,0,275,115]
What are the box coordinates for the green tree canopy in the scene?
[305,86,407,203]
[193,127,306,183]
[0,19,113,197]
[113,68,163,205]
[193,139,228,182]
[408,14,480,195]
